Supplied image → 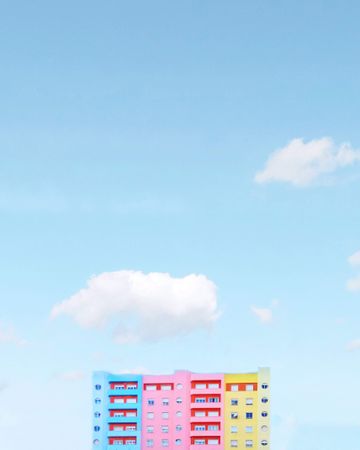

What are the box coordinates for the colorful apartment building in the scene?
[92,368,270,450]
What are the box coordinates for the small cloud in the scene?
[255,137,360,187]
[0,382,8,393]
[348,250,360,267]
[346,339,360,351]
[50,270,220,343]
[56,371,86,381]
[0,323,27,347]
[346,275,360,292]
[251,306,273,324]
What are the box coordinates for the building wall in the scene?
[141,371,191,449]
[224,369,270,450]
[190,373,224,450]
[93,372,143,450]
[92,369,270,450]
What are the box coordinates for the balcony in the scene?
[190,388,222,395]
[108,430,140,438]
[107,445,139,450]
[190,444,222,450]
[191,402,221,408]
[108,389,140,397]
[191,430,222,437]
[191,416,222,423]
[108,403,139,410]
[108,417,139,424]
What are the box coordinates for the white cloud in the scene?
[0,323,27,346]
[255,137,360,187]
[346,275,360,292]
[51,270,220,343]
[346,339,360,351]
[251,306,273,324]
[348,250,360,267]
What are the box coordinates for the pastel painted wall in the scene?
[142,371,191,449]
[189,373,224,450]
[92,369,269,450]
[93,372,143,450]
[224,369,270,450]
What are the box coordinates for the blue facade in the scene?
[92,371,143,450]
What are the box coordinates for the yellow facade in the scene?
[224,368,270,450]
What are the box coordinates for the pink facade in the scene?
[190,373,224,450]
[142,371,191,449]
[141,371,224,450]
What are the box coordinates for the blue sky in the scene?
[1,1,360,449]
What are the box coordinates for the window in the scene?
[161,439,169,447]
[147,412,154,419]
[261,383,269,389]
[176,397,182,404]
[195,425,206,431]
[208,425,219,431]
[176,383,183,390]
[195,383,206,389]
[127,398,137,404]
[127,384,137,390]
[261,411,268,417]
[195,397,206,403]
[261,397,269,404]
[127,440,136,445]
[208,383,220,389]
[162,412,169,419]
[162,398,169,406]
[194,440,206,445]
[147,426,154,433]
[195,411,206,417]
[148,399,155,406]
[261,441,268,446]
[175,439,182,446]
[146,385,156,391]
[95,384,101,390]
[246,412,253,419]
[94,412,101,418]
[245,426,253,433]
[231,412,238,419]
[161,385,172,391]
[94,426,100,432]
[93,439,100,445]
[231,426,238,433]
[261,425,269,432]
[246,384,254,391]
[231,399,238,406]
[161,425,169,433]
[114,398,124,403]
[245,440,253,448]
[127,412,136,417]
[231,440,238,447]
[146,439,154,447]
[208,411,219,417]
[176,425,182,432]
[246,398,253,405]
[209,397,219,403]
[231,384,239,392]
[208,439,219,445]
[176,411,182,417]
[95,398,101,404]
